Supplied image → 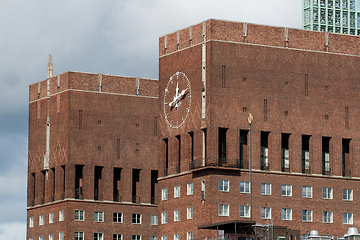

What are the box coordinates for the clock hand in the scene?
[168,88,188,108]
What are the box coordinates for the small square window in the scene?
[323,211,333,223]
[132,235,141,240]
[261,183,271,195]
[39,215,44,226]
[240,181,250,193]
[94,232,103,240]
[132,214,141,224]
[343,212,353,224]
[59,210,64,221]
[75,210,84,221]
[174,186,180,198]
[74,231,84,240]
[240,205,250,218]
[162,188,168,200]
[218,204,229,216]
[302,186,312,198]
[302,210,313,222]
[94,211,104,222]
[187,183,193,195]
[323,187,333,199]
[187,232,193,240]
[187,207,193,219]
[261,207,271,219]
[29,217,34,228]
[113,212,122,223]
[174,209,180,222]
[282,208,292,220]
[219,180,229,192]
[113,234,122,240]
[161,212,167,224]
[343,189,353,201]
[282,185,292,196]
[151,215,158,225]
[174,233,180,240]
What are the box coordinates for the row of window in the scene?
[161,183,193,200]
[29,232,63,240]
[218,203,354,224]
[29,210,64,227]
[161,207,193,224]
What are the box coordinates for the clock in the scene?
[164,72,191,129]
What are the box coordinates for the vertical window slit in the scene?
[342,139,351,177]
[132,169,141,203]
[264,99,268,122]
[345,107,349,129]
[61,165,65,199]
[117,139,120,159]
[281,133,291,172]
[305,74,309,96]
[302,135,311,174]
[154,117,158,136]
[151,170,158,204]
[79,110,83,130]
[322,137,331,175]
[51,168,55,202]
[75,165,83,199]
[221,65,226,88]
[113,168,122,202]
[163,139,168,176]
[94,166,103,200]
[175,135,181,173]
[240,130,248,169]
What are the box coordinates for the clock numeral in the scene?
[186,107,190,112]
[165,88,169,93]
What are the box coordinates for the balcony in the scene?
[189,157,240,171]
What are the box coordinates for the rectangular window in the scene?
[219,128,228,160]
[49,213,54,224]
[75,232,84,240]
[174,234,180,240]
[322,137,331,174]
[302,210,313,222]
[49,234,54,240]
[218,180,229,192]
[187,232,193,240]
[94,211,104,222]
[261,207,271,219]
[94,233,103,240]
[343,212,353,224]
[261,183,271,195]
[132,235,141,240]
[218,204,229,216]
[343,189,353,201]
[162,188,168,200]
[343,139,351,177]
[161,236,167,240]
[302,135,310,173]
[174,186,180,198]
[187,183,193,195]
[323,211,333,223]
[240,205,250,218]
[75,210,84,221]
[59,210,64,221]
[161,212,167,224]
[39,215,44,226]
[240,130,248,169]
[174,209,180,222]
[281,133,290,171]
[282,185,292,196]
[151,237,158,240]
[240,181,250,193]
[113,212,123,223]
[39,236,44,240]
[59,232,64,240]
[30,217,34,227]
[113,234,122,240]
[323,187,333,199]
[187,207,193,219]
[302,186,312,198]
[151,215,158,225]
[132,214,141,224]
[282,208,292,220]
[261,132,269,169]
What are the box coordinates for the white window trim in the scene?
[343,212,353,224]
[261,207,271,219]
[151,215,158,225]
[261,183,271,195]
[174,186,180,198]
[323,187,333,199]
[94,211,104,222]
[162,188,168,201]
[302,186,313,198]
[113,212,123,223]
[302,210,313,222]
[323,211,333,223]
[49,213,54,224]
[174,209,180,222]
[39,215,44,226]
[187,207,193,219]
[281,184,292,197]
[75,210,84,221]
[59,210,65,221]
[240,205,251,218]
[219,180,229,192]
[187,183,193,195]
[132,214,141,224]
[30,217,35,228]
[240,181,250,194]
[282,208,292,220]
[161,212,167,224]
[343,189,353,201]
[218,204,229,216]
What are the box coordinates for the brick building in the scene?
[27,19,360,240]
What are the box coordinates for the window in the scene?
[48,213,54,224]
[218,204,229,216]
[282,185,292,196]
[240,205,250,218]
[39,215,44,226]
[151,237,158,240]
[161,236,167,240]
[59,210,64,221]
[74,232,84,240]
[59,232,64,240]
[174,186,180,198]
[323,187,333,199]
[343,212,353,224]
[187,232,193,240]
[113,234,122,240]
[218,180,229,192]
[261,183,271,195]
[302,210,313,222]
[261,207,271,219]
[174,233,180,240]
[49,235,54,240]
[75,210,84,221]
[132,235,141,240]
[132,214,141,224]
[174,209,180,222]
[161,212,167,224]
[94,211,104,222]
[39,236,44,240]
[302,186,312,198]
[187,183,193,195]
[29,238,34,240]
[94,233,103,240]
[343,189,353,201]
[29,217,34,227]
[323,211,333,223]
[113,212,122,223]
[151,215,158,225]
[282,208,292,220]
[240,181,250,193]
[162,188,168,200]
[187,207,193,219]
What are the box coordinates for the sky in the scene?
[0,0,303,239]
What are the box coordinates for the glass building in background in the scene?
[303,0,360,35]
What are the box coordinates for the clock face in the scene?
[164,72,191,129]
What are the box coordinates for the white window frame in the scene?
[261,183,271,195]
[39,236,44,240]
[218,204,229,216]
[302,210,313,222]
[240,181,250,193]
[343,212,353,224]
[151,237,158,240]
[75,210,84,221]
[132,214,141,224]
[59,232,64,240]
[281,208,292,220]
[162,188,168,201]
[49,234,54,240]
[187,231,193,240]
[94,232,103,240]
[94,211,104,222]
[174,186,180,198]
[282,184,292,196]
[261,207,271,219]
[161,236,167,240]
[59,210,64,221]
[161,212,167,224]
[174,209,180,222]
[49,213,54,224]
[187,207,193,219]
[151,215,158,225]
[174,233,180,240]
[113,234,122,240]
[323,187,333,199]
[343,189,353,201]
[132,235,141,240]
[74,231,84,240]
[218,180,229,192]
[39,215,44,226]
[302,186,312,198]
[240,205,250,218]
[323,211,333,223]
[30,217,34,228]
[187,183,193,195]
[113,212,123,223]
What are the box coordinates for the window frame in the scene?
[174,233,180,240]
[75,210,85,221]
[261,207,271,219]
[151,215,158,225]
[161,236,167,240]
[113,234,122,240]
[240,205,250,218]
[74,231,84,240]
[59,232,64,240]
[59,210,65,221]
[302,186,312,198]
[218,204,229,216]
[302,210,313,222]
[187,231,193,240]
[281,184,292,197]
[323,211,333,223]
[240,181,250,194]
[323,187,333,199]
[343,212,353,224]
[132,235,141,240]
[187,207,193,219]
[151,237,158,240]
[30,217,35,228]
[218,180,229,192]
[162,188,168,201]
[281,208,292,220]
[113,212,123,223]
[174,186,180,198]
[49,213,54,224]
[132,213,141,224]
[187,183,193,195]
[261,183,271,195]
[161,212,167,224]
[39,215,44,226]
[94,211,104,222]
[174,209,180,222]
[343,189,353,201]
[93,232,103,240]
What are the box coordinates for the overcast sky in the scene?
[0,0,304,239]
